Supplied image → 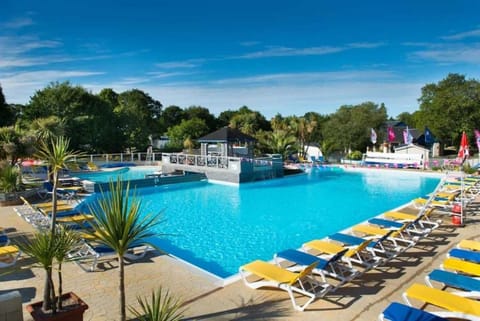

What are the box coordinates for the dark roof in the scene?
[197,127,256,143]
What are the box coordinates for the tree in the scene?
[396,112,415,127]
[115,89,163,151]
[229,107,270,136]
[0,85,15,126]
[217,109,237,127]
[166,118,209,148]
[87,179,163,321]
[257,129,297,159]
[35,136,83,235]
[159,105,185,134]
[184,106,217,132]
[29,116,65,142]
[0,125,36,165]
[322,102,388,155]
[416,73,480,149]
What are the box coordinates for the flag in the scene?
[370,128,377,144]
[387,126,395,143]
[424,127,433,145]
[475,129,480,151]
[403,126,413,144]
[458,131,469,161]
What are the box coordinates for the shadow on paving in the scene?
[184,296,291,320]
[0,287,36,303]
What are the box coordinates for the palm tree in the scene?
[54,226,80,310]
[35,136,83,235]
[86,179,163,321]
[18,230,58,311]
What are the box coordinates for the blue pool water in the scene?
[75,167,157,183]
[82,168,440,278]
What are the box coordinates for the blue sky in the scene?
[1,0,480,118]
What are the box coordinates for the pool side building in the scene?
[161,127,284,183]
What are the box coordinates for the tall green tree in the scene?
[322,102,388,154]
[229,106,270,136]
[166,118,209,148]
[115,89,163,151]
[35,136,83,234]
[0,85,15,126]
[87,180,163,321]
[184,106,217,132]
[416,73,480,149]
[159,105,185,134]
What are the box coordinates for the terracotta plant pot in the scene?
[26,292,88,321]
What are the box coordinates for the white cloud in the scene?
[1,70,104,102]
[442,28,480,40]
[140,79,421,118]
[411,44,480,64]
[2,17,35,29]
[155,60,202,69]
[238,46,345,59]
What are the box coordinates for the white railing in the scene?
[72,152,161,164]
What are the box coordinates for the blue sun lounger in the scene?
[379,302,448,321]
[369,217,432,237]
[329,230,404,260]
[274,248,358,287]
[426,269,480,293]
[368,218,404,229]
[449,248,480,264]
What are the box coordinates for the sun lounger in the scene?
[0,245,21,268]
[441,257,480,277]
[382,209,441,230]
[68,241,151,272]
[379,302,450,321]
[302,238,383,271]
[403,283,480,320]
[426,269,480,294]
[351,223,420,248]
[274,248,359,287]
[448,248,480,264]
[328,230,405,260]
[0,234,9,247]
[239,260,332,311]
[458,239,480,252]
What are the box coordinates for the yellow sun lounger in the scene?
[239,260,331,311]
[351,223,419,247]
[382,208,440,230]
[0,245,21,268]
[458,240,480,252]
[303,239,383,271]
[403,283,480,320]
[442,257,480,277]
[56,214,94,224]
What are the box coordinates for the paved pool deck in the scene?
[1,198,480,321]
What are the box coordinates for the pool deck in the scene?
[2,197,480,320]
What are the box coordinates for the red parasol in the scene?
[458,131,469,160]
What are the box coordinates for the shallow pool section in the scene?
[74,166,158,183]
[83,168,440,278]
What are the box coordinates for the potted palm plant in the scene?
[18,136,88,320]
[19,227,89,321]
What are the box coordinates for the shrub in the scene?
[347,150,363,160]
[0,164,20,192]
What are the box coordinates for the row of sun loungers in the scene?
[238,174,480,312]
[380,239,480,321]
[7,196,155,272]
[239,207,437,311]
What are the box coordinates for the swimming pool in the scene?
[81,167,440,278]
[74,166,158,183]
